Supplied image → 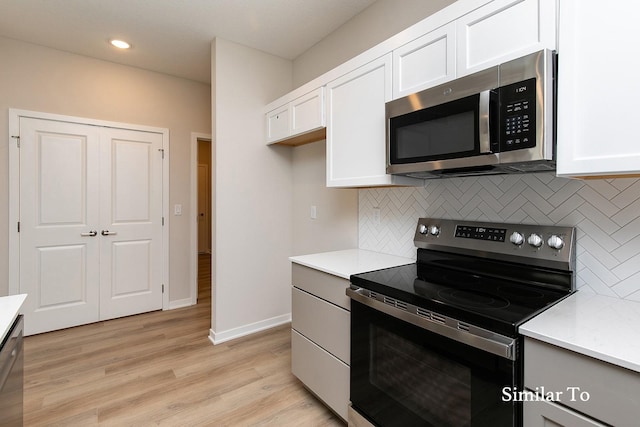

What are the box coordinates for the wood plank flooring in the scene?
[23,254,345,426]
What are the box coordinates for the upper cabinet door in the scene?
[266,104,290,144]
[556,0,640,177]
[290,87,324,136]
[266,88,326,146]
[326,54,421,188]
[456,0,557,77]
[392,22,456,100]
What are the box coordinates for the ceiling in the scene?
[0,0,378,84]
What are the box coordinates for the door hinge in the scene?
[162,217,165,226]
[158,148,165,159]
[162,284,165,293]
[11,135,20,147]
[17,221,20,232]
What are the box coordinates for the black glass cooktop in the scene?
[350,259,572,337]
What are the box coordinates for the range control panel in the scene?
[414,218,575,271]
[455,225,506,242]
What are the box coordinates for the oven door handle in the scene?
[347,287,517,360]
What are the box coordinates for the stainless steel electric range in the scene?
[347,218,576,427]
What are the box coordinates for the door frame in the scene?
[190,132,212,305]
[8,109,170,311]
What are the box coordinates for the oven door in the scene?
[350,300,521,427]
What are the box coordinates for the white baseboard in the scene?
[208,313,292,345]
[167,297,195,310]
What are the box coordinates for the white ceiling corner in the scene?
[0,0,377,83]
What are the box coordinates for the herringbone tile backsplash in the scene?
[359,172,640,301]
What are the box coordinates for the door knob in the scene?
[81,230,97,237]
[101,230,118,236]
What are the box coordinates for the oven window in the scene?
[395,111,475,159]
[351,301,519,427]
[389,94,480,164]
[371,325,472,427]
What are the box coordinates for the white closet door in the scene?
[19,118,101,335]
[98,128,164,320]
[18,117,164,335]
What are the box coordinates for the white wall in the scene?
[292,141,358,255]
[0,37,211,302]
[211,38,294,342]
[292,0,456,87]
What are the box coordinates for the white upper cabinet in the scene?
[392,22,456,100]
[291,87,324,137]
[266,87,325,145]
[556,1,640,177]
[326,54,421,188]
[266,104,289,144]
[456,0,557,77]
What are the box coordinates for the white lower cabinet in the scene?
[291,331,350,421]
[291,264,350,421]
[524,338,640,427]
[325,54,421,188]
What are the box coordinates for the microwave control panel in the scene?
[499,78,536,152]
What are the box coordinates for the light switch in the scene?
[310,205,317,220]
[174,204,182,216]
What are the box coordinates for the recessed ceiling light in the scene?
[110,39,131,49]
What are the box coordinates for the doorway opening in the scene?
[190,133,213,307]
[196,137,212,302]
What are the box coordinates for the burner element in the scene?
[436,288,510,310]
[497,285,546,300]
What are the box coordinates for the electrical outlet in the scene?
[373,207,380,225]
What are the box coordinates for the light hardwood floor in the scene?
[23,254,345,426]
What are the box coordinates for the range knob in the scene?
[509,231,524,246]
[429,225,440,236]
[527,233,543,248]
[547,235,565,250]
[418,224,428,235]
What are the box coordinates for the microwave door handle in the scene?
[479,90,492,153]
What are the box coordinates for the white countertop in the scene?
[1,294,27,343]
[520,291,640,373]
[289,249,414,279]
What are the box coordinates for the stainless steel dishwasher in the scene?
[0,315,24,427]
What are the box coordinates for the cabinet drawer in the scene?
[525,338,640,427]
[291,329,349,421]
[292,287,350,364]
[292,263,350,310]
[523,399,606,427]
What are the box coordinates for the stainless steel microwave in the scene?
[386,49,556,178]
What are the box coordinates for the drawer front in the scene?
[525,338,640,427]
[291,330,349,421]
[523,399,606,427]
[292,263,350,310]
[292,287,350,364]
